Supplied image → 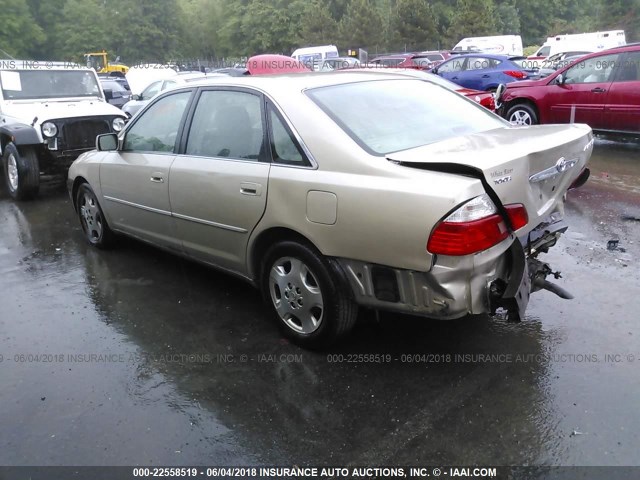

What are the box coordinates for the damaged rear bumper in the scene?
[336,219,570,320]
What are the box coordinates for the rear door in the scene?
[459,56,501,90]
[545,53,619,128]
[168,88,270,273]
[603,50,640,133]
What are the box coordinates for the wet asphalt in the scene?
[0,139,639,468]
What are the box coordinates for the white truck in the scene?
[452,35,523,56]
[291,45,339,71]
[0,61,127,200]
[529,30,627,59]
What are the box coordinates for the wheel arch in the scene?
[0,124,41,149]
[70,176,90,212]
[248,227,322,282]
[504,98,540,122]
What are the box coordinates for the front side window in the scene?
[307,79,505,155]
[437,59,465,73]
[185,90,264,160]
[123,91,191,153]
[141,81,162,100]
[564,54,619,84]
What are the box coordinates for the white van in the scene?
[529,30,626,59]
[291,45,339,70]
[452,35,523,56]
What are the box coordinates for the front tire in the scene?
[506,103,539,125]
[76,183,115,248]
[261,241,357,349]
[2,143,40,200]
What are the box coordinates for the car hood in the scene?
[505,78,547,89]
[387,124,593,231]
[2,98,124,125]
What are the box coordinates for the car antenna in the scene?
[0,48,16,60]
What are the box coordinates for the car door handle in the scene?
[240,182,262,196]
[451,76,458,80]
[482,74,490,78]
[591,87,606,93]
[150,173,164,183]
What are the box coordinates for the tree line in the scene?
[1,0,638,64]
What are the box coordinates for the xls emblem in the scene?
[494,176,512,185]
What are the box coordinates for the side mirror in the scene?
[97,133,118,151]
[103,88,113,101]
[432,67,438,74]
[131,93,141,101]
[555,74,565,85]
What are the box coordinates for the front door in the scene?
[546,53,619,128]
[100,90,193,249]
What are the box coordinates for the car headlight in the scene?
[42,122,57,138]
[112,117,126,132]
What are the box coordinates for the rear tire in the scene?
[261,241,358,349]
[506,103,538,125]
[76,183,115,249]
[2,143,40,200]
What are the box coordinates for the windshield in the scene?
[307,79,504,155]
[0,70,102,100]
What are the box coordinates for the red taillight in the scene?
[480,95,495,111]
[504,70,527,79]
[427,197,529,256]
[504,204,528,231]
[427,214,509,256]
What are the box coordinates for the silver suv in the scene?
[0,61,127,200]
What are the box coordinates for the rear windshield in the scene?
[306,79,504,155]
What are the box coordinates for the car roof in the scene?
[602,43,640,53]
[179,71,418,93]
[443,53,511,60]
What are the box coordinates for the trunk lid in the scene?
[387,124,593,231]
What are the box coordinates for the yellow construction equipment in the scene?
[84,51,129,74]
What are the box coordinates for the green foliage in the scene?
[0,0,46,59]
[392,0,439,51]
[6,0,640,62]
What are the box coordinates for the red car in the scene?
[498,44,640,133]
[369,51,450,70]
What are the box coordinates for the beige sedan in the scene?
[68,72,593,348]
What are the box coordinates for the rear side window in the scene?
[307,79,504,155]
[268,106,309,167]
[615,52,640,82]
[185,90,264,160]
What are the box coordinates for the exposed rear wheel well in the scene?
[250,228,320,281]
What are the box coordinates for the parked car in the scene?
[122,72,212,117]
[320,57,361,71]
[531,51,591,77]
[369,53,442,70]
[68,72,592,347]
[498,44,640,134]
[0,62,127,200]
[100,78,132,109]
[352,68,496,110]
[432,54,533,91]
